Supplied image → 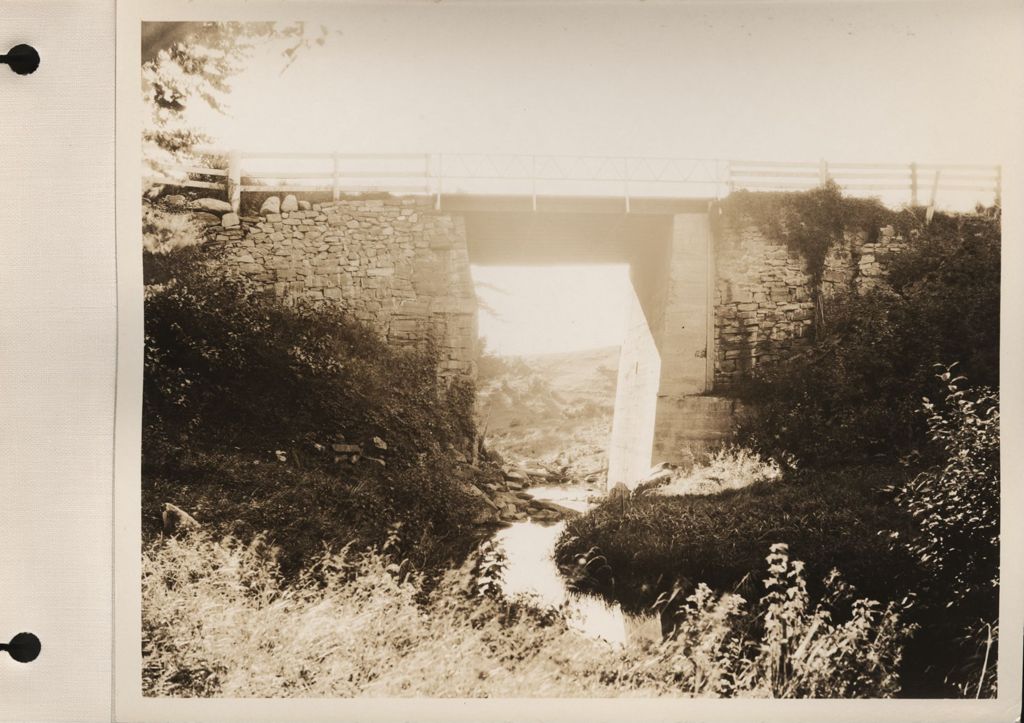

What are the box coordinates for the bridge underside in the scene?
[458,195,734,487]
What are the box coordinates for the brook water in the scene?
[489,483,661,645]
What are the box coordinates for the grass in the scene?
[143,449,490,576]
[555,464,922,614]
[642,445,784,496]
[143,532,912,698]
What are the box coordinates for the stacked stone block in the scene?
[713,224,816,389]
[714,222,909,389]
[202,196,478,381]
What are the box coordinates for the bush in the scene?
[737,209,999,465]
[143,532,913,698]
[143,202,204,254]
[555,465,920,614]
[896,369,999,611]
[143,242,483,572]
[145,246,474,462]
[891,370,999,697]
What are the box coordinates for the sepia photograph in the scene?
[133,1,1011,705]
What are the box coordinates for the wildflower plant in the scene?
[144,534,915,698]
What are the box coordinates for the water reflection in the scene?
[491,486,661,646]
[525,484,594,513]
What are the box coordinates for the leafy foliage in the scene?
[142,22,330,183]
[736,208,999,465]
[143,532,912,698]
[719,183,908,337]
[747,544,911,698]
[143,241,483,573]
[891,370,1000,696]
[896,369,999,609]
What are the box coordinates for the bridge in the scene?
[160,151,1000,487]
[149,150,1002,213]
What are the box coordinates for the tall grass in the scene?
[641,445,784,497]
[143,533,912,698]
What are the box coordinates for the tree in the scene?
[141,21,330,180]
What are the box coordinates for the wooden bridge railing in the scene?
[145,150,1002,213]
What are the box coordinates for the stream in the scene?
[490,483,661,646]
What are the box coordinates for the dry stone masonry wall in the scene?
[190,190,911,394]
[714,223,816,389]
[202,195,478,381]
[714,222,909,389]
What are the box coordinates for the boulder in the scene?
[460,482,499,510]
[162,502,200,536]
[281,194,299,212]
[163,194,187,208]
[221,212,240,228]
[259,196,281,216]
[298,200,312,210]
[192,211,221,227]
[495,492,530,514]
[503,468,527,482]
[640,468,674,488]
[472,507,498,525]
[191,197,233,214]
[529,499,580,518]
[607,482,631,504]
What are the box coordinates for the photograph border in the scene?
[115,2,1024,720]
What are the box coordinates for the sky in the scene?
[146,2,1023,355]
[170,2,1022,164]
[472,264,631,356]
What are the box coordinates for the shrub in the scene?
[143,202,204,253]
[718,183,908,339]
[896,369,999,610]
[891,370,999,697]
[143,243,483,572]
[144,246,474,462]
[555,465,920,614]
[143,532,912,698]
[736,209,999,465]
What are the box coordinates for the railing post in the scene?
[332,152,341,201]
[818,158,829,186]
[910,162,918,206]
[622,157,631,213]
[227,150,241,213]
[995,165,1002,207]
[926,169,942,225]
[435,153,443,211]
[531,155,537,212]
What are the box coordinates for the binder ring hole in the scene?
[2,632,41,663]
[2,45,40,75]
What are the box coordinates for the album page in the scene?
[113,1,1024,722]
